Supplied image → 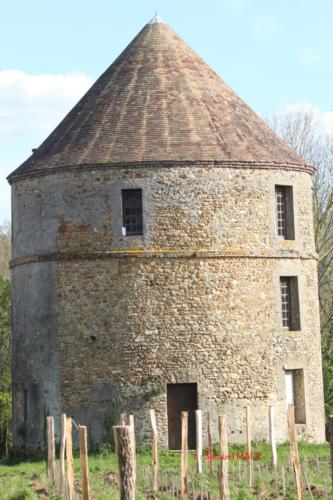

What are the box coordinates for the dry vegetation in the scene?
[0,222,10,280]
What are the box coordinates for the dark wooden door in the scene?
[167,383,197,450]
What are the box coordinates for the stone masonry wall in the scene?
[10,164,325,447]
[55,256,324,444]
[12,166,316,259]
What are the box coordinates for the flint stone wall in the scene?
[11,165,325,447]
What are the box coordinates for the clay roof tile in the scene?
[9,18,310,180]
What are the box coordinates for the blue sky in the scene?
[1,0,333,222]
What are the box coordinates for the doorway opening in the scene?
[284,369,306,424]
[167,383,197,450]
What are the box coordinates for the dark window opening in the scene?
[275,185,295,239]
[280,277,291,328]
[285,369,306,424]
[280,276,301,331]
[167,383,197,450]
[122,189,143,236]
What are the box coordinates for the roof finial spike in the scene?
[148,12,165,25]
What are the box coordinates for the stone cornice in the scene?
[9,249,318,269]
[7,160,314,185]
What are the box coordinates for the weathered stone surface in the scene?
[9,18,324,449]
[10,165,325,447]
[11,167,316,258]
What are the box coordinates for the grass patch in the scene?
[0,441,330,499]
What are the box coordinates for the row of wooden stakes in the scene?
[46,415,88,500]
[46,404,304,500]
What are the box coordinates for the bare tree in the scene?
[0,222,11,280]
[0,223,11,456]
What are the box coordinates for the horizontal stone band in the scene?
[7,159,314,184]
[10,250,318,268]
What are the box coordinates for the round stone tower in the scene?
[8,16,325,449]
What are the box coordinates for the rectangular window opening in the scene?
[121,189,143,236]
[284,369,306,424]
[280,276,301,331]
[275,185,295,240]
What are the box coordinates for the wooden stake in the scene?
[269,406,277,471]
[257,462,261,481]
[114,425,136,500]
[315,455,320,474]
[181,411,188,499]
[149,409,159,496]
[282,465,286,496]
[79,425,90,500]
[218,415,230,500]
[128,415,136,486]
[287,404,303,500]
[206,412,213,477]
[303,469,314,500]
[195,410,203,474]
[246,406,253,487]
[329,415,333,495]
[60,413,67,494]
[325,479,329,499]
[66,417,74,500]
[218,464,223,500]
[46,416,56,484]
[120,413,127,426]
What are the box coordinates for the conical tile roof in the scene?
[9,17,310,180]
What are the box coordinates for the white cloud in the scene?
[223,0,245,14]
[0,177,11,223]
[251,14,282,41]
[299,49,331,66]
[0,69,93,223]
[0,69,93,138]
